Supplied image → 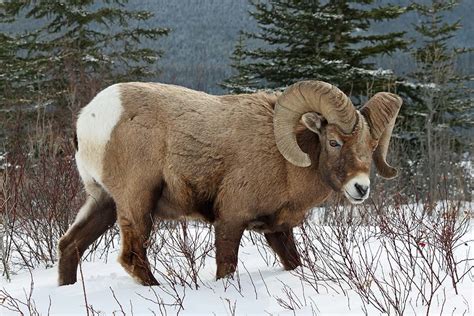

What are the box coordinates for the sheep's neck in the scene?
[286,129,333,211]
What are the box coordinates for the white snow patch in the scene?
[399,80,438,90]
[83,54,99,63]
[313,12,343,20]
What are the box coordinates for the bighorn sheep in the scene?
[58,81,402,286]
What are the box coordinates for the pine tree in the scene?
[0,0,169,110]
[403,0,473,199]
[221,33,256,93]
[0,6,38,108]
[0,32,23,106]
[224,0,409,99]
[407,0,473,143]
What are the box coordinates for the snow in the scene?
[351,67,394,77]
[0,152,10,170]
[1,208,473,315]
[460,153,473,178]
[312,12,343,20]
[0,240,371,315]
[83,55,99,63]
[398,80,438,90]
[319,59,345,65]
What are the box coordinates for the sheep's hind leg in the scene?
[265,229,301,270]
[214,220,246,280]
[116,188,159,286]
[58,184,116,286]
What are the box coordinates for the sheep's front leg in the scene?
[265,229,301,270]
[214,221,245,280]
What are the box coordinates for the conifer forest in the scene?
[1,1,473,315]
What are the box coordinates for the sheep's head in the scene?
[274,81,402,204]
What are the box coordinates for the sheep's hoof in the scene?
[129,270,159,286]
[140,276,160,286]
[58,276,77,286]
[215,264,236,280]
[216,272,235,281]
[283,258,302,271]
[131,269,159,286]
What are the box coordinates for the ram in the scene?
[58,81,402,286]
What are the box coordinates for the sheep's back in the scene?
[99,82,286,219]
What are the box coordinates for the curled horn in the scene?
[274,81,357,167]
[360,92,403,178]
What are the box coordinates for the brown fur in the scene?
[58,82,385,286]
[58,181,116,285]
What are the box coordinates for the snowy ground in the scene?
[2,245,375,315]
[1,206,473,315]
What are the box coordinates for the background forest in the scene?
[0,0,473,315]
[2,0,472,203]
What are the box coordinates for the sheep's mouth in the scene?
[344,190,365,204]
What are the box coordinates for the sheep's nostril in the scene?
[354,183,368,197]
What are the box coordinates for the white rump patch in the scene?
[76,84,123,186]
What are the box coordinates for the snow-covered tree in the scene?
[224,0,410,100]
[400,0,473,199]
[0,30,38,107]
[0,0,169,109]
[405,0,473,144]
[221,33,257,93]
[0,32,21,106]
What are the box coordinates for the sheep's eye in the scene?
[329,140,340,148]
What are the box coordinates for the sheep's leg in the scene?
[116,189,158,286]
[58,187,116,286]
[265,229,301,270]
[214,221,245,280]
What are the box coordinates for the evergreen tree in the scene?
[402,0,473,199]
[0,32,24,106]
[405,0,473,144]
[224,0,409,99]
[0,5,37,108]
[0,0,169,110]
[221,33,256,93]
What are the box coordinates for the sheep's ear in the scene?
[301,112,323,135]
